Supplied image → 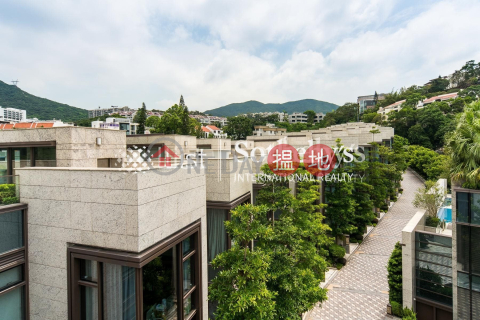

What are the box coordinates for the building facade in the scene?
[0,107,27,123]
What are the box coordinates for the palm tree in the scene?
[446,100,480,189]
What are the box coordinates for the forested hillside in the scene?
[0,80,87,121]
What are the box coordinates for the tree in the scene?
[256,164,330,319]
[209,204,277,320]
[412,180,444,218]
[223,116,253,139]
[388,242,403,305]
[426,76,450,93]
[145,115,160,128]
[446,100,480,189]
[407,124,432,149]
[133,102,147,134]
[303,110,316,125]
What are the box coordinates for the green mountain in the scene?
[205,99,339,117]
[0,80,87,121]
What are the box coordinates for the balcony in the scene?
[0,175,20,205]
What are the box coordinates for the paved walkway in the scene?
[307,169,423,320]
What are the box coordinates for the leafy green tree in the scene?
[459,85,480,100]
[426,76,450,93]
[413,180,445,218]
[209,204,277,320]
[388,106,417,138]
[145,115,161,128]
[446,100,480,189]
[406,145,447,180]
[407,124,432,149]
[303,110,316,125]
[324,141,358,236]
[255,164,330,319]
[134,103,148,134]
[388,242,403,305]
[223,116,254,139]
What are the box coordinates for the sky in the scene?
[1,0,480,112]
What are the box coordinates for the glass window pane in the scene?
[81,286,98,320]
[0,149,7,176]
[415,233,452,247]
[34,147,56,167]
[184,293,195,318]
[415,287,452,306]
[143,247,177,320]
[472,194,480,225]
[183,258,195,293]
[416,251,452,267]
[457,225,470,272]
[457,287,471,320]
[80,260,97,282]
[473,275,480,292]
[415,242,452,257]
[12,148,31,175]
[0,210,23,254]
[103,264,136,320]
[416,268,452,286]
[458,272,470,289]
[207,208,228,263]
[0,285,25,320]
[415,261,451,277]
[457,192,469,223]
[183,235,194,257]
[472,226,480,274]
[472,290,480,319]
[0,266,23,291]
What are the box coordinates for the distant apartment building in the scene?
[357,93,386,114]
[288,112,324,124]
[192,115,228,127]
[0,107,27,123]
[88,106,133,118]
[0,120,73,130]
[91,117,139,135]
[253,124,287,136]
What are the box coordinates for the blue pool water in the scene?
[437,207,452,223]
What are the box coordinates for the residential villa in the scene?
[0,123,395,320]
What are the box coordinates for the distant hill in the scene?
[205,99,339,117]
[0,80,87,121]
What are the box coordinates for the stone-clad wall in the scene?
[205,159,253,202]
[16,167,207,320]
[0,127,126,167]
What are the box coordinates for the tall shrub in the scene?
[388,242,403,305]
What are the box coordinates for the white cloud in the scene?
[1,0,479,112]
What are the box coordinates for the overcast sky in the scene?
[1,0,480,112]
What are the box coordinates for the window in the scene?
[456,192,480,226]
[455,219,480,319]
[69,221,202,320]
[0,210,23,254]
[207,208,229,282]
[0,205,28,320]
[34,146,56,167]
[414,232,452,306]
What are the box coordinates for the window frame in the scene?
[0,203,29,320]
[68,220,202,320]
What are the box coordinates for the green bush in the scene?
[336,257,347,266]
[335,263,343,270]
[426,216,441,227]
[388,242,403,305]
[0,184,16,204]
[329,244,346,259]
[390,301,403,317]
[351,233,363,241]
[402,307,417,319]
[2,196,19,205]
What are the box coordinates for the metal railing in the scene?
[0,175,20,206]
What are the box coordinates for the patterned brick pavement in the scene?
[307,170,424,320]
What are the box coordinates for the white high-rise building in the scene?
[0,106,27,123]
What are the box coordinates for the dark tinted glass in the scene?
[472,194,480,225]
[0,210,23,254]
[416,232,452,247]
[415,287,452,306]
[457,272,470,289]
[472,226,480,274]
[183,258,195,292]
[143,247,177,320]
[458,287,471,320]
[457,192,469,223]
[0,266,23,291]
[457,225,470,272]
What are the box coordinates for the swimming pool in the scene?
[437,206,452,223]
